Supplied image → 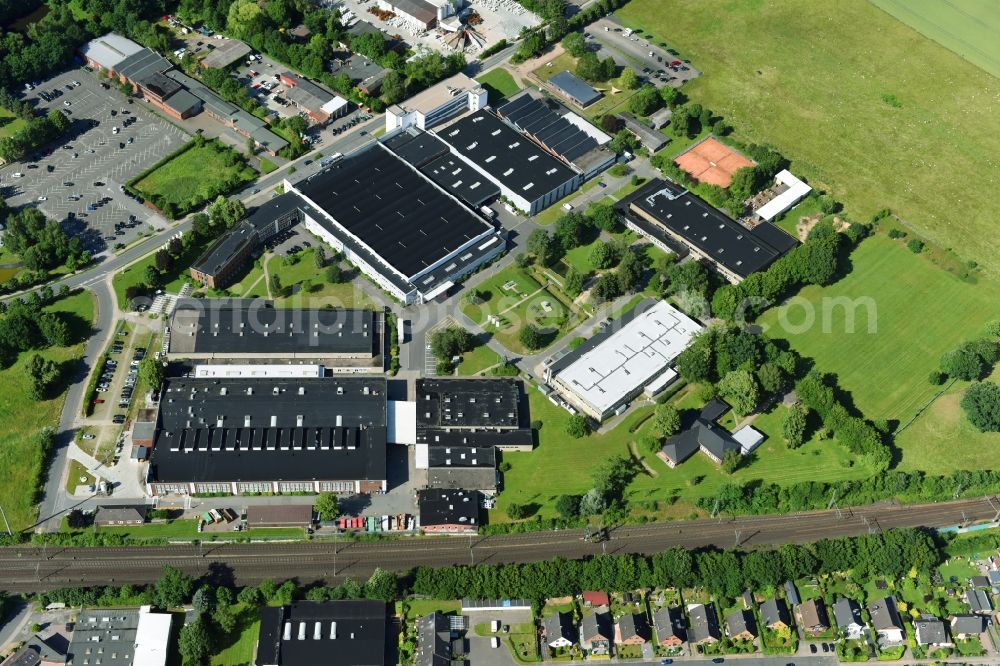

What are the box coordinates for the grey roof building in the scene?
[1,634,65,666]
[966,588,993,614]
[418,489,480,533]
[548,71,602,107]
[798,599,829,634]
[619,112,669,153]
[868,597,905,643]
[951,614,987,637]
[783,581,801,606]
[543,612,576,647]
[414,612,455,666]
[426,445,497,491]
[434,109,582,215]
[66,609,139,666]
[760,599,791,629]
[94,505,147,525]
[658,399,741,467]
[726,608,757,640]
[832,597,864,637]
[652,606,686,646]
[255,601,387,666]
[201,39,252,69]
[616,612,650,644]
[167,300,378,362]
[621,178,797,284]
[580,607,613,654]
[914,618,950,647]
[688,604,721,644]
[147,376,388,496]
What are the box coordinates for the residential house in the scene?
[966,588,993,615]
[652,607,686,648]
[582,591,610,608]
[914,618,952,648]
[832,598,865,640]
[687,604,721,644]
[868,597,905,645]
[544,612,576,649]
[971,575,990,589]
[950,614,987,638]
[798,599,830,635]
[580,607,613,655]
[615,613,650,646]
[726,609,758,641]
[760,599,791,631]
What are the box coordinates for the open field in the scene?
[266,250,374,309]
[133,140,256,215]
[0,291,95,532]
[757,235,1000,424]
[492,385,872,523]
[870,0,1000,79]
[476,68,521,104]
[896,366,1000,474]
[617,0,1000,277]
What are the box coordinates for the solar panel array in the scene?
[499,95,599,163]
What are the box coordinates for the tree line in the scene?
[0,96,71,162]
[0,205,90,273]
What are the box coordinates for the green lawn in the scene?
[112,239,207,308]
[461,266,569,354]
[456,343,502,376]
[65,460,95,494]
[133,140,256,216]
[895,365,1000,473]
[0,106,27,139]
[532,53,578,82]
[215,259,266,298]
[616,0,1000,278]
[476,68,521,104]
[757,235,1000,424]
[492,385,872,523]
[266,250,374,309]
[98,519,304,541]
[0,291,95,532]
[870,0,1000,79]
[207,604,260,666]
[258,157,278,174]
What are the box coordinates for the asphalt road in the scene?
[2,496,996,593]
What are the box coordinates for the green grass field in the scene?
[476,68,520,104]
[0,107,27,139]
[456,343,502,376]
[461,266,568,354]
[869,0,1000,79]
[207,604,260,666]
[616,0,1000,278]
[895,366,1000,473]
[258,157,278,174]
[493,385,872,523]
[112,239,207,308]
[134,141,256,214]
[0,291,95,532]
[266,250,374,309]
[757,235,1000,424]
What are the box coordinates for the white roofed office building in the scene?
[385,73,487,133]
[546,300,702,421]
[754,169,813,222]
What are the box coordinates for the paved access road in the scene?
[2,496,996,593]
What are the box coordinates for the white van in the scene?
[12,172,24,178]
[491,637,501,649]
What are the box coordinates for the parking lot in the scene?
[0,68,188,253]
[589,17,701,87]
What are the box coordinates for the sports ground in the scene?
[674,137,754,187]
[616,0,1000,278]
[870,0,1000,80]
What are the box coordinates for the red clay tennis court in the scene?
[673,137,755,187]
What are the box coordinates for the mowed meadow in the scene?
[616,0,1000,277]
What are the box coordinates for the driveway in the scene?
[463,608,534,666]
[1,67,184,255]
